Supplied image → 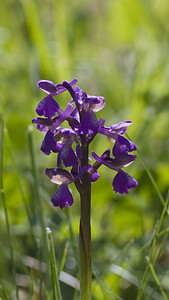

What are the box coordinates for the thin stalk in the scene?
[0,118,19,299]
[4,128,36,246]
[27,126,49,287]
[58,240,69,274]
[136,192,169,300]
[46,227,62,300]
[146,257,168,300]
[79,140,92,300]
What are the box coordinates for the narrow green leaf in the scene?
[46,227,63,300]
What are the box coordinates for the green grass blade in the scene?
[46,227,63,300]
[58,240,69,274]
[146,256,168,300]
[28,125,48,254]
[27,125,49,293]
[0,117,19,300]
[136,192,169,300]
[4,127,36,244]
[21,0,51,77]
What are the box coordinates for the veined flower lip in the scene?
[113,169,138,194]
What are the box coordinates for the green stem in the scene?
[79,141,92,300]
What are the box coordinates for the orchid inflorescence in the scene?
[32,78,138,208]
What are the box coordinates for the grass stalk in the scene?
[0,118,19,299]
[4,128,36,245]
[58,240,69,275]
[146,256,168,300]
[136,192,169,300]
[27,125,49,289]
[46,227,62,300]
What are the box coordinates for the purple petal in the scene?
[113,136,137,157]
[32,117,54,133]
[32,117,54,126]
[36,95,59,118]
[101,149,111,159]
[41,131,62,155]
[98,126,117,140]
[84,96,105,112]
[37,78,78,96]
[113,170,138,194]
[91,151,136,171]
[51,185,73,208]
[68,108,80,130]
[91,170,100,182]
[37,80,57,94]
[88,164,100,182]
[110,121,132,135]
[80,111,99,135]
[74,87,87,105]
[57,144,77,168]
[98,121,133,140]
[52,103,74,129]
[45,168,73,184]
[99,118,106,126]
[61,128,77,139]
[54,79,77,96]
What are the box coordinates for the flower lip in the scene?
[35,94,59,118]
[41,131,62,155]
[80,111,99,135]
[51,185,73,208]
[57,144,77,168]
[113,170,138,194]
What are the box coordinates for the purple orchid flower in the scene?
[33,78,138,208]
[91,150,138,194]
[35,79,77,119]
[45,167,86,208]
[76,87,105,136]
[113,135,137,157]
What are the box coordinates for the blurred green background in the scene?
[1,0,169,299]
